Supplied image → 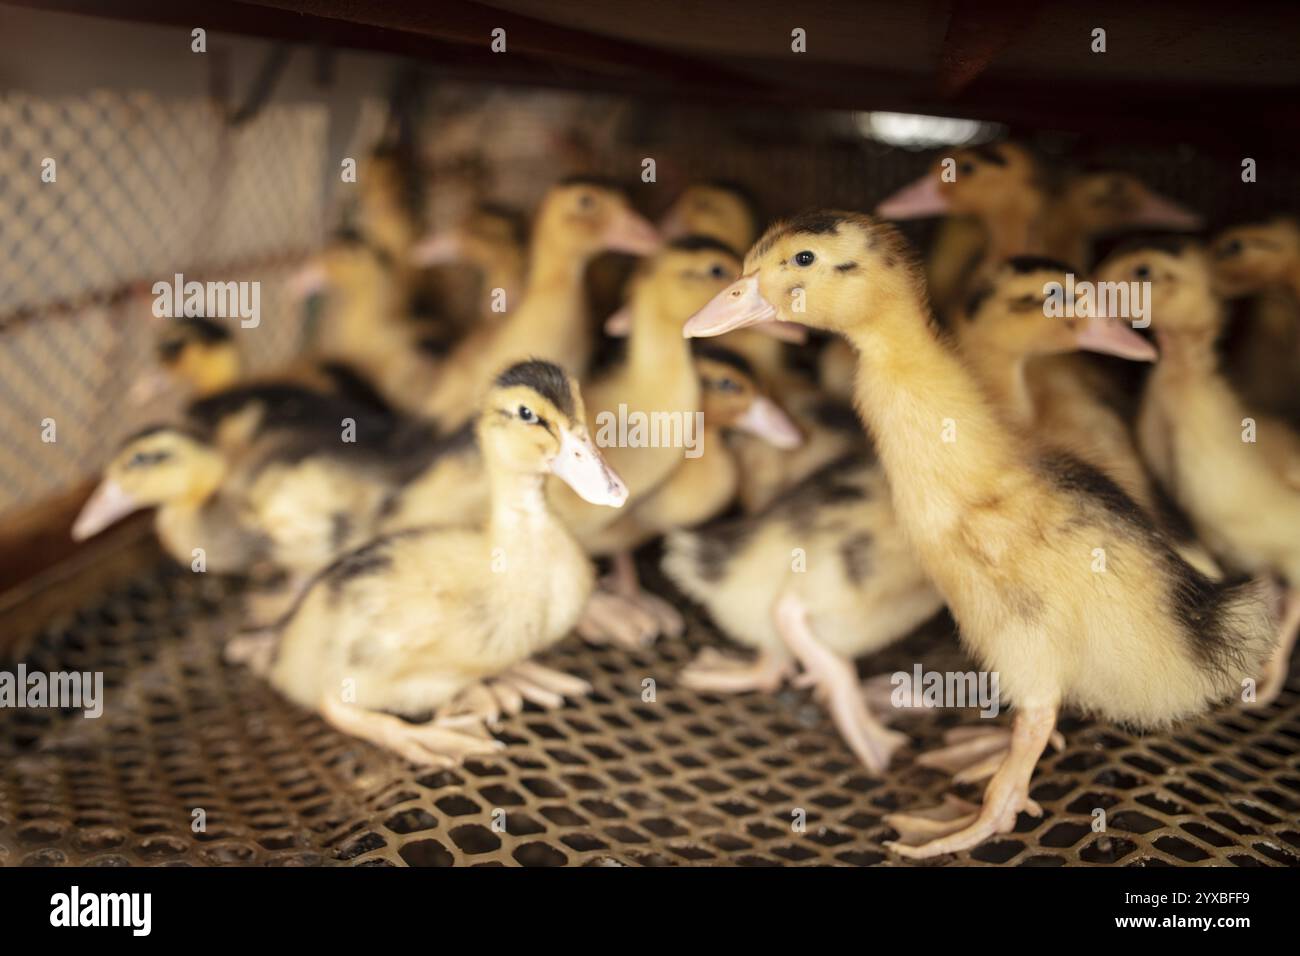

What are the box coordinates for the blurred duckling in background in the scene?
[686,211,1273,857]
[1097,239,1300,705]
[421,177,660,431]
[247,361,627,767]
[410,201,529,331]
[588,345,802,573]
[72,425,269,574]
[659,181,762,264]
[1209,218,1300,422]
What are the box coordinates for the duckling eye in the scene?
[794,251,815,267]
[577,193,595,210]
[708,263,728,279]
[718,378,742,393]
[517,405,537,423]
[1221,239,1243,257]
[1134,264,1152,280]
[958,162,975,177]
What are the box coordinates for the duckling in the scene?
[663,450,938,771]
[878,145,1200,316]
[410,202,529,329]
[71,425,269,574]
[255,361,628,767]
[659,181,762,265]
[420,177,660,431]
[685,211,1273,857]
[587,345,803,556]
[1209,218,1300,421]
[1096,238,1300,705]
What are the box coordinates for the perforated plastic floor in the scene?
[2,564,1298,867]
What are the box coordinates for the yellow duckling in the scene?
[410,201,529,329]
[421,177,660,431]
[71,425,269,574]
[1097,239,1300,705]
[254,361,627,767]
[685,211,1272,858]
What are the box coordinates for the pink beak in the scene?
[603,207,661,256]
[1075,314,1158,362]
[735,396,804,449]
[603,304,633,337]
[1127,189,1202,231]
[684,275,779,338]
[877,173,950,220]
[410,230,463,266]
[287,261,329,300]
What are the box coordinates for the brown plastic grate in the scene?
[2,563,1297,867]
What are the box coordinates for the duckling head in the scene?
[289,229,396,302]
[129,317,240,405]
[480,360,628,508]
[410,202,528,270]
[72,426,226,541]
[603,235,741,336]
[958,256,1157,362]
[1058,170,1201,234]
[876,142,1040,221]
[1208,218,1300,296]
[694,345,803,449]
[659,181,762,255]
[685,211,926,340]
[535,177,660,260]
[1094,237,1220,343]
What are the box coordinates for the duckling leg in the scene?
[679,647,795,694]
[319,696,503,768]
[224,629,277,676]
[915,724,1065,784]
[1254,586,1300,706]
[885,705,1058,859]
[606,551,685,639]
[575,589,661,648]
[773,592,908,774]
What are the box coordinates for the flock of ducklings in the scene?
[71,142,1300,859]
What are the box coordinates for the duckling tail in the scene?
[1179,572,1278,702]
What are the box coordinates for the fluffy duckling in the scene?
[72,425,269,573]
[685,211,1273,857]
[664,450,940,771]
[420,177,660,431]
[659,181,762,264]
[1046,169,1201,268]
[1097,238,1300,705]
[1209,218,1300,421]
[256,361,628,766]
[410,202,529,328]
[587,345,803,557]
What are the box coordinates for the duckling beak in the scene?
[1128,189,1202,230]
[683,275,778,337]
[1075,314,1159,362]
[551,428,629,508]
[603,304,633,337]
[756,321,808,343]
[876,174,948,220]
[127,369,171,406]
[287,261,329,300]
[658,205,688,240]
[735,396,804,449]
[72,479,141,541]
[603,207,661,256]
[410,230,463,266]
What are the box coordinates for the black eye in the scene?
[518,405,536,423]
[1134,264,1151,280]
[577,193,595,210]
[709,264,727,279]
[959,162,975,176]
[794,251,815,267]
[1221,239,1243,257]
[719,378,742,393]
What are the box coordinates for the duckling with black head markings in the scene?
[72,425,270,574]
[421,177,660,431]
[685,211,1274,857]
[256,361,628,766]
[1097,239,1300,706]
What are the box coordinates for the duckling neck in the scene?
[844,301,1020,532]
[962,342,1036,428]
[984,194,1045,261]
[628,300,693,379]
[486,469,558,543]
